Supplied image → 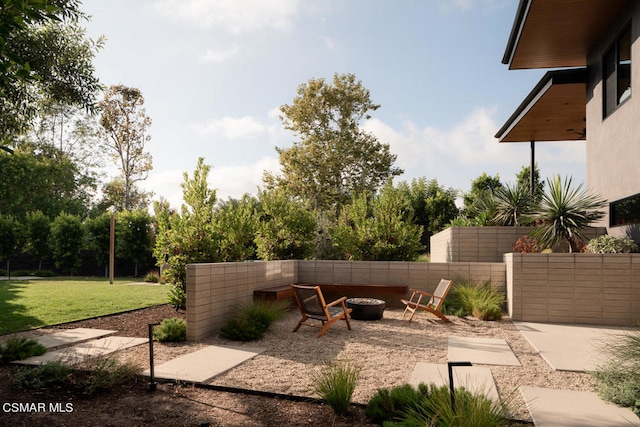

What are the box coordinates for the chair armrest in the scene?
[326,296,348,308]
[409,289,435,298]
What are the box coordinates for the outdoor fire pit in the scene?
[346,297,386,320]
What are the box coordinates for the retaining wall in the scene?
[186,260,505,340]
[430,226,607,263]
[505,253,640,326]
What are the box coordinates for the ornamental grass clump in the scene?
[0,337,47,363]
[444,280,504,321]
[220,300,289,342]
[312,359,360,415]
[365,383,430,424]
[593,329,640,416]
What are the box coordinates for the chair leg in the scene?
[292,314,309,332]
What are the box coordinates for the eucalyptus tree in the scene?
[264,72,402,214]
[99,85,153,211]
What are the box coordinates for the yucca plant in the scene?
[529,175,606,252]
[492,182,536,226]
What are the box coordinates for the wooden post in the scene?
[109,213,115,284]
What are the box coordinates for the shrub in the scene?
[14,361,72,390]
[365,383,428,424]
[395,383,510,427]
[586,235,639,254]
[311,359,360,415]
[512,235,539,253]
[144,270,161,283]
[14,357,141,394]
[220,300,289,342]
[168,284,186,311]
[593,329,640,416]
[153,318,187,342]
[0,337,47,362]
[444,281,504,321]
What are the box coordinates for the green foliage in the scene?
[529,175,606,252]
[160,158,218,304]
[586,235,638,254]
[444,281,504,321]
[168,281,186,311]
[14,357,140,395]
[0,148,91,219]
[365,383,429,424]
[332,182,424,261]
[213,195,259,261]
[516,163,544,200]
[0,337,47,363]
[391,383,509,427]
[93,178,152,213]
[24,211,51,269]
[463,172,503,217]
[153,317,187,342]
[311,359,361,415]
[255,188,315,260]
[98,85,153,211]
[116,209,154,277]
[49,212,84,274]
[265,72,402,214]
[397,178,459,250]
[492,182,536,226]
[220,300,289,342]
[144,270,160,283]
[593,329,640,416]
[85,212,111,269]
[0,214,20,265]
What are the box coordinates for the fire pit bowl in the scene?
[345,297,386,320]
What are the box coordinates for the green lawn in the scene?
[0,277,170,335]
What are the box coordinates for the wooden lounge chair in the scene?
[291,284,352,337]
[401,279,453,322]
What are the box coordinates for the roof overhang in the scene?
[495,68,587,143]
[503,0,630,69]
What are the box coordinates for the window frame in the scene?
[602,23,632,119]
[610,193,640,227]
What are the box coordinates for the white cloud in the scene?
[194,116,267,140]
[211,157,281,200]
[152,0,302,34]
[364,107,586,191]
[198,45,240,63]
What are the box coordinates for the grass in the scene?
[0,277,170,335]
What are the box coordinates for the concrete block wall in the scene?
[431,226,607,263]
[505,253,640,326]
[186,261,297,340]
[186,260,506,340]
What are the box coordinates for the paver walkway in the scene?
[447,336,521,366]
[18,336,147,365]
[33,328,117,349]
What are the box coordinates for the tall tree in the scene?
[1,3,103,145]
[24,210,51,271]
[99,85,153,210]
[463,172,503,218]
[116,209,153,277]
[516,163,544,200]
[264,72,403,214]
[92,178,152,213]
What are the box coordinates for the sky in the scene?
[80,0,587,209]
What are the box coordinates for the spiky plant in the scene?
[492,182,536,226]
[529,176,606,252]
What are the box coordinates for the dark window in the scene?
[610,194,640,227]
[603,25,632,118]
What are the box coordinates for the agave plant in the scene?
[530,175,606,252]
[492,182,536,226]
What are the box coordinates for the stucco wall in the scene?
[505,253,640,326]
[586,2,640,240]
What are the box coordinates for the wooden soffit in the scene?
[496,69,587,143]
[503,0,630,69]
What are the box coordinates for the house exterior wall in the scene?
[586,2,640,240]
[505,253,640,326]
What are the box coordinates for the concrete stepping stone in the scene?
[17,336,147,365]
[521,386,640,427]
[144,345,265,383]
[33,328,117,349]
[514,322,633,372]
[447,336,521,366]
[409,362,499,402]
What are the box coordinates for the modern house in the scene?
[495,0,640,242]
